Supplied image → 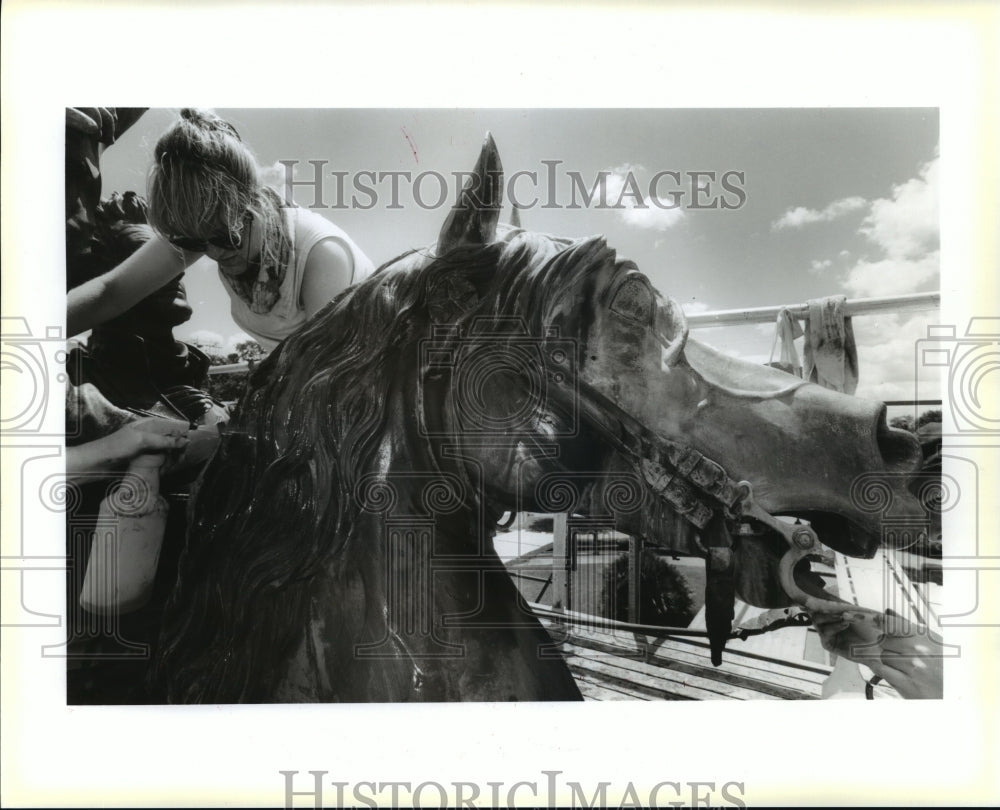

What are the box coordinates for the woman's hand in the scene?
[813,610,944,699]
[67,418,191,481]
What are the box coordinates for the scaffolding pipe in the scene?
[205,292,941,374]
[685,291,939,328]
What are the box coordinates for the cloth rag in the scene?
[803,295,859,394]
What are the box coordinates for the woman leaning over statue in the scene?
[68,108,375,351]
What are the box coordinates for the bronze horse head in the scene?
[157,136,924,702]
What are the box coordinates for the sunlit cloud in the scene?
[843,251,939,298]
[845,156,939,297]
[852,311,941,401]
[605,165,686,232]
[185,329,224,349]
[859,156,938,260]
[772,196,868,230]
[809,258,834,276]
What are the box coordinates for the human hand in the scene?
[67,418,193,482]
[812,609,944,699]
[102,417,191,467]
[160,424,223,475]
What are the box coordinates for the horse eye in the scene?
[609,276,655,326]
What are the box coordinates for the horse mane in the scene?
[156,229,621,702]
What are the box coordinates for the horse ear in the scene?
[437,132,503,254]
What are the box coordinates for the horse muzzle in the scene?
[678,339,925,558]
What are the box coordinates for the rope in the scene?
[527,601,810,642]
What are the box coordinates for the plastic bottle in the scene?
[80,454,169,614]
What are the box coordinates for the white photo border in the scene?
[2,2,997,807]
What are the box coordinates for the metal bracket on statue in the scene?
[736,480,886,630]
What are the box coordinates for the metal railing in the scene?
[207,361,252,376]
[685,291,939,328]
[203,291,941,376]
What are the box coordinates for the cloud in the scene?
[793,157,940,298]
[180,330,260,361]
[749,156,941,403]
[843,251,939,298]
[680,300,711,315]
[621,203,685,231]
[185,329,224,349]
[844,157,940,297]
[852,311,941,402]
[604,165,685,232]
[772,196,868,230]
[809,258,833,276]
[224,331,257,353]
[859,157,938,260]
[259,161,289,194]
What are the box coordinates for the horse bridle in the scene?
[418,313,889,664]
[541,332,889,631]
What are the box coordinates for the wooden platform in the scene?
[538,616,832,700]
[506,525,937,701]
[834,548,942,634]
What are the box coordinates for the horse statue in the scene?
[157,136,925,702]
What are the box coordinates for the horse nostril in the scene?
[875,407,923,473]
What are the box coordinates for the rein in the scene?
[557,376,748,530]
[528,601,815,643]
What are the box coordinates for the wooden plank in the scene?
[571,674,638,701]
[571,641,814,700]
[565,644,771,701]
[548,620,826,692]
[567,661,700,701]
[560,631,821,699]
[569,665,667,700]
[567,646,741,700]
[646,633,830,679]
[548,620,821,700]
[543,620,829,693]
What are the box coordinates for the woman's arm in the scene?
[299,238,355,320]
[67,236,203,336]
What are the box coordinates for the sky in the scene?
[98,108,940,405]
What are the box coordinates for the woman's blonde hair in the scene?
[148,109,289,309]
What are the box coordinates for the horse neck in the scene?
[278,400,580,702]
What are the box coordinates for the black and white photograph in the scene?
[3,3,998,807]
[61,106,944,706]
